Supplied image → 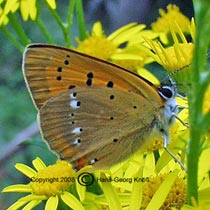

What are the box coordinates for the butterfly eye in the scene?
[158,85,174,100]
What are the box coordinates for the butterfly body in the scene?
[23,44,177,170]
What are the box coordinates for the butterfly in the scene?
[22,44,181,171]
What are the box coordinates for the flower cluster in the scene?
[0,0,56,23]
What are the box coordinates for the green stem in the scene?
[65,0,76,48]
[45,2,70,46]
[8,13,31,46]
[76,0,86,40]
[0,27,24,52]
[187,0,210,205]
[36,18,55,44]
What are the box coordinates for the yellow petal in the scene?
[143,152,156,176]
[29,0,37,20]
[110,24,146,46]
[76,180,86,202]
[15,163,37,178]
[111,53,143,61]
[22,200,42,210]
[145,169,179,210]
[100,172,122,210]
[19,194,47,202]
[108,22,138,41]
[137,68,160,85]
[7,200,28,210]
[32,157,47,170]
[92,21,104,36]
[4,0,18,14]
[46,0,56,9]
[45,195,58,210]
[75,165,93,201]
[20,0,29,21]
[61,191,85,210]
[2,184,32,193]
[198,147,210,183]
[129,167,144,210]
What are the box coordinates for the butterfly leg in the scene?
[173,113,189,128]
[163,133,187,172]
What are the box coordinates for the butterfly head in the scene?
[156,77,178,146]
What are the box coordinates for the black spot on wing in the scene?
[69,85,76,89]
[87,72,94,79]
[86,78,92,86]
[57,67,62,72]
[113,138,118,143]
[86,72,94,86]
[110,95,115,100]
[77,101,81,107]
[56,76,62,81]
[107,81,114,88]
[64,60,69,65]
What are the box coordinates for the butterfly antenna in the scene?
[168,64,191,78]
[177,93,188,100]
[163,133,187,172]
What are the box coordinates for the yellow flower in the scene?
[88,153,187,210]
[76,21,157,70]
[145,20,194,72]
[140,145,210,209]
[187,144,210,210]
[142,172,186,210]
[151,4,191,44]
[106,143,210,210]
[2,157,85,210]
[0,0,56,22]
[143,19,195,94]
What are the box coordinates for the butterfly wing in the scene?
[39,87,161,170]
[23,44,162,110]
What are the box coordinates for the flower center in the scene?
[30,160,75,196]
[142,173,186,210]
[76,35,117,60]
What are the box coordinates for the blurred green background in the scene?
[0,1,193,209]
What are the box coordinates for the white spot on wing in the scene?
[90,159,97,164]
[72,127,82,134]
[70,100,80,109]
[73,138,81,145]
[70,93,76,99]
